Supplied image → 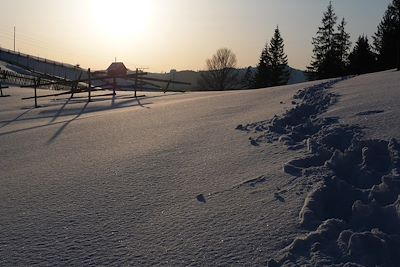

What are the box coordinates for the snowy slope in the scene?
[0,70,399,265]
[326,70,400,140]
[0,48,85,80]
[0,60,26,74]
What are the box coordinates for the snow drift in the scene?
[238,71,400,266]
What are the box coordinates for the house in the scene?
[107,62,128,77]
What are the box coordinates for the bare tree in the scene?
[199,48,239,90]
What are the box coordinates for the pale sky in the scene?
[0,0,392,72]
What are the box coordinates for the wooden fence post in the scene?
[113,77,116,95]
[34,78,38,108]
[134,68,138,98]
[88,68,91,102]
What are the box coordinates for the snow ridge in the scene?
[238,78,400,266]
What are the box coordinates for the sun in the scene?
[90,0,152,40]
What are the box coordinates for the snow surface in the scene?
[0,61,21,74]
[0,70,399,265]
[325,70,400,140]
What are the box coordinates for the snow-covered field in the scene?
[0,70,399,265]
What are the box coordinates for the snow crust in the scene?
[1,70,399,265]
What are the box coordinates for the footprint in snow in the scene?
[196,194,206,204]
[249,138,259,146]
[355,110,384,116]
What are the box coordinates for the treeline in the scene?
[199,27,291,90]
[307,0,400,80]
[200,0,400,90]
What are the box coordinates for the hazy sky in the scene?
[0,0,392,72]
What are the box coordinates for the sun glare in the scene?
[90,0,152,40]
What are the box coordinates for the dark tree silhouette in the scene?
[349,35,377,74]
[308,1,338,79]
[199,48,239,90]
[269,26,290,86]
[373,0,400,70]
[254,26,290,88]
[254,43,272,88]
[308,2,350,79]
[335,18,352,75]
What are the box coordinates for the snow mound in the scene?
[239,76,400,266]
[237,77,355,150]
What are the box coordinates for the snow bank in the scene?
[239,74,400,266]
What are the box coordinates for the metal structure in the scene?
[0,50,190,108]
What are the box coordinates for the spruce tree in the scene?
[268,26,290,86]
[254,44,272,88]
[308,1,342,79]
[373,0,400,70]
[335,18,352,75]
[349,35,377,74]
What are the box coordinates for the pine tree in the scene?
[349,35,377,74]
[268,26,290,86]
[308,1,343,79]
[254,43,272,88]
[335,18,352,75]
[373,0,400,70]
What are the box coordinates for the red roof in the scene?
[107,62,128,76]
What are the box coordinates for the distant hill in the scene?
[0,48,306,91]
[288,67,307,85]
[147,67,307,91]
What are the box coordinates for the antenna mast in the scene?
[13,26,16,52]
